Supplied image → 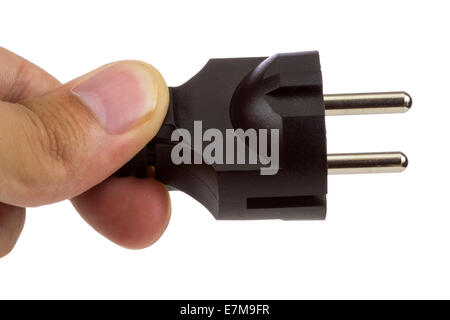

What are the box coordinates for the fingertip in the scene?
[71,60,169,135]
[72,177,170,250]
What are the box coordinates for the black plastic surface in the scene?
[116,52,327,220]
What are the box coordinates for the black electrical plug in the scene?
[116,51,410,220]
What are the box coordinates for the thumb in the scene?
[0,61,169,207]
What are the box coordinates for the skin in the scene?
[0,48,171,257]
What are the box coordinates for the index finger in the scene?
[0,47,61,101]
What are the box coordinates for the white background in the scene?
[0,0,448,299]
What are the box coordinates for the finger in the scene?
[0,203,25,258]
[0,60,169,207]
[0,47,61,101]
[71,177,170,249]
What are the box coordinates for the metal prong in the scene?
[328,152,408,174]
[324,92,412,116]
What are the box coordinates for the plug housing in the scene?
[116,51,409,220]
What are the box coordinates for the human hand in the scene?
[0,48,171,258]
